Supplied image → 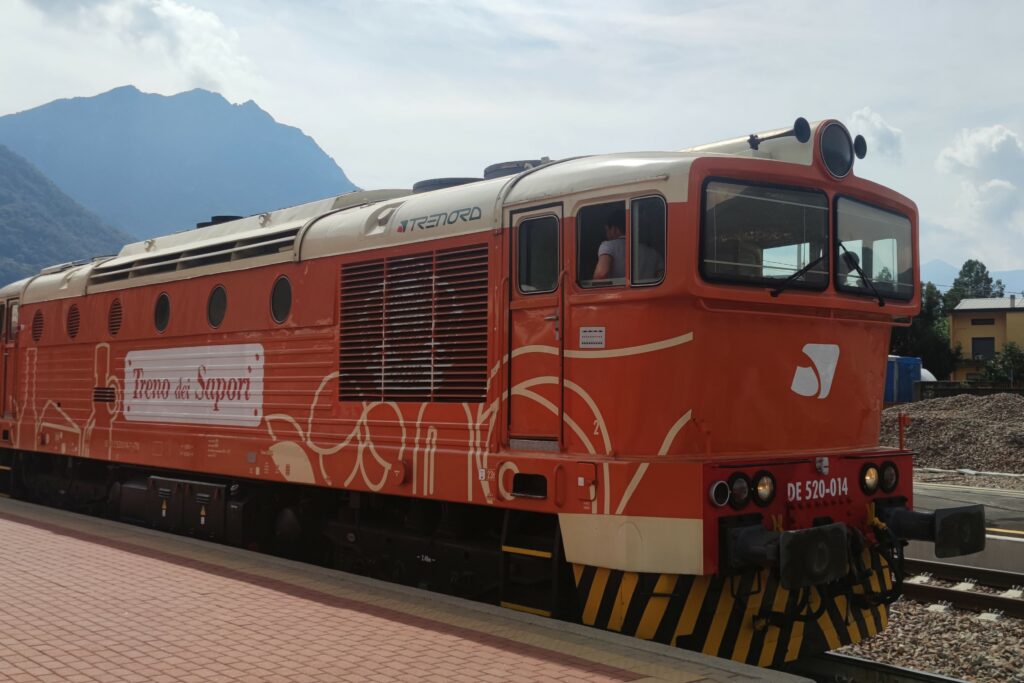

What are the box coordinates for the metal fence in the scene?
[915,381,1024,401]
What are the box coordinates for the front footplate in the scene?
[877,503,986,558]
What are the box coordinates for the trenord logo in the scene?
[790,344,840,399]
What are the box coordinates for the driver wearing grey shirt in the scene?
[593,208,663,282]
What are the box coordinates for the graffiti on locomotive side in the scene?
[124,344,265,427]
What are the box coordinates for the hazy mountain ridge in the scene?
[0,86,357,239]
[0,144,130,286]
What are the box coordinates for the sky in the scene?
[2,0,1024,270]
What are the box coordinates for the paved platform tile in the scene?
[0,499,803,682]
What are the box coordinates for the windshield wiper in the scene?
[769,254,826,298]
[838,241,885,307]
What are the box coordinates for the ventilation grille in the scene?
[31,310,43,342]
[89,227,301,286]
[108,299,123,336]
[339,244,489,403]
[67,305,81,339]
[92,387,116,403]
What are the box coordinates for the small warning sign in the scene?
[579,326,606,349]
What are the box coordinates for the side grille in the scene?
[31,310,44,342]
[108,299,123,336]
[92,387,116,403]
[67,305,81,339]
[339,244,489,403]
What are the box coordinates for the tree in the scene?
[943,259,1005,311]
[985,342,1024,387]
[890,281,960,379]
[876,266,894,283]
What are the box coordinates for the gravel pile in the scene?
[840,599,1024,682]
[880,394,1024,473]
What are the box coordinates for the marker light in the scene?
[861,463,880,494]
[754,472,776,506]
[709,480,731,507]
[880,462,899,492]
[729,473,752,509]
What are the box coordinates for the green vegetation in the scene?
[985,341,1024,387]
[891,260,1012,379]
[0,145,129,287]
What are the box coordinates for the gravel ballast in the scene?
[880,394,1024,474]
[840,599,1024,682]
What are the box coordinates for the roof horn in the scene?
[748,117,811,151]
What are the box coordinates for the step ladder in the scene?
[499,509,563,618]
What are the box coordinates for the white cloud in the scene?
[22,0,258,95]
[932,125,1024,267]
[850,107,903,159]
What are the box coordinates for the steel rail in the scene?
[784,652,967,682]
[901,581,1024,618]
[903,558,1024,591]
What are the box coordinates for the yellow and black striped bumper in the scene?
[572,548,892,667]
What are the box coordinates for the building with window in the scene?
[949,296,1024,380]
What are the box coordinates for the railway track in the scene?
[902,559,1024,619]
[786,652,967,682]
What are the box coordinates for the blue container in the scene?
[884,355,922,403]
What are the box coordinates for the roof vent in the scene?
[412,178,482,194]
[196,215,243,229]
[483,159,548,180]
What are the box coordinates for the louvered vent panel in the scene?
[92,387,116,403]
[108,299,123,336]
[31,310,44,342]
[339,261,385,400]
[67,305,81,339]
[433,245,489,401]
[339,244,489,403]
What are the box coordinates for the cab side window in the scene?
[518,216,559,293]
[6,303,17,341]
[631,196,666,285]
[577,201,626,288]
[0,304,5,339]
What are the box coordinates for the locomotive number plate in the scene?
[786,476,849,502]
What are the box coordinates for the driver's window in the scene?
[0,304,5,340]
[577,201,627,288]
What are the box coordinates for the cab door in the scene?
[507,206,564,448]
[1,299,18,417]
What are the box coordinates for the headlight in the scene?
[820,121,854,178]
[880,462,899,492]
[729,473,751,509]
[753,472,776,506]
[861,463,880,494]
[709,480,730,507]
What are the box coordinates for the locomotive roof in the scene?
[15,120,837,305]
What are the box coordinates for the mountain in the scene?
[0,86,357,239]
[0,144,131,286]
[922,259,1024,295]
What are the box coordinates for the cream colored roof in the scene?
[13,119,848,305]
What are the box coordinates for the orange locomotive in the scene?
[0,118,984,666]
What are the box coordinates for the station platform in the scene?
[0,497,804,683]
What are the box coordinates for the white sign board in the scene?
[124,344,265,427]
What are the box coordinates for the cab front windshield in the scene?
[836,197,913,301]
[701,180,829,289]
